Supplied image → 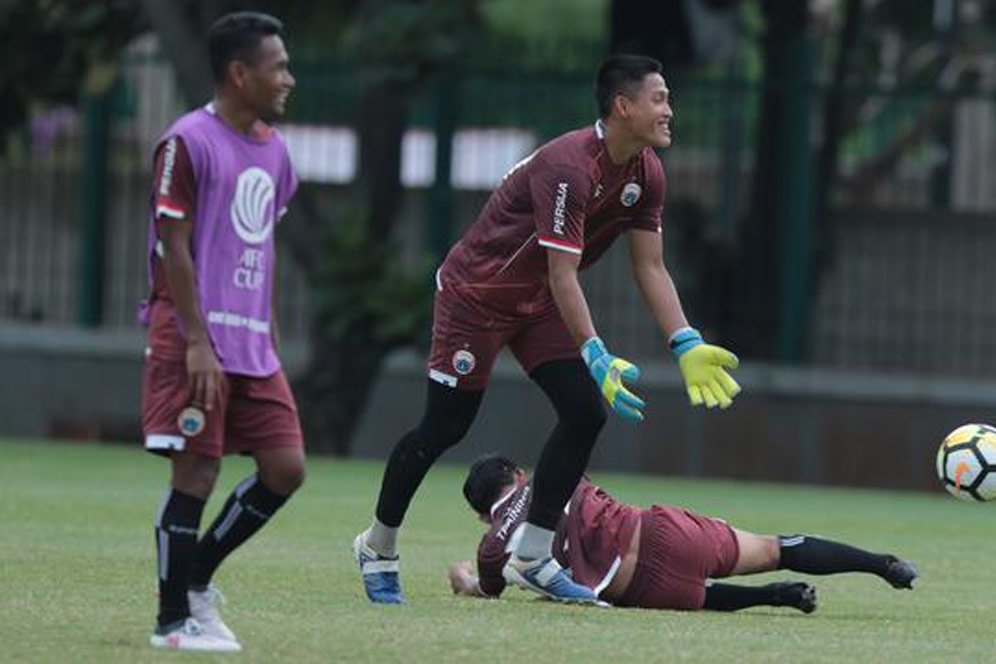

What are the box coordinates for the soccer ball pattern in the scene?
[936,423,996,501]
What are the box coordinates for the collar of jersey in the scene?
[595,118,606,140]
[489,484,520,520]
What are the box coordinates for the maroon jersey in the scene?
[144,136,197,363]
[476,476,641,598]
[149,136,197,307]
[439,121,666,317]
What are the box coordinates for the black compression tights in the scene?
[375,380,483,527]
[526,359,607,529]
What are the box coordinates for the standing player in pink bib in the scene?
[355,55,741,605]
[140,12,302,652]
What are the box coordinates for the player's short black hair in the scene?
[595,54,664,118]
[463,454,519,516]
[207,11,284,84]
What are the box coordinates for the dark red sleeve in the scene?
[151,135,196,224]
[533,163,594,256]
[476,535,509,598]
[629,150,665,232]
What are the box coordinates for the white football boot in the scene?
[149,617,242,652]
[188,585,239,643]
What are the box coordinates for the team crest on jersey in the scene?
[620,182,642,207]
[231,167,276,244]
[452,349,476,375]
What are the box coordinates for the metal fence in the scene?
[3,50,996,376]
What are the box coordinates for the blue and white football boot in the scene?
[353,532,405,604]
[502,556,609,607]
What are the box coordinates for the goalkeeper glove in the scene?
[581,336,645,422]
[669,327,741,409]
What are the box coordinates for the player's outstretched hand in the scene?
[670,327,741,409]
[448,561,475,594]
[581,337,645,422]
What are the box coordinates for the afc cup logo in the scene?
[452,349,476,375]
[231,167,276,244]
[177,406,206,437]
[620,182,642,207]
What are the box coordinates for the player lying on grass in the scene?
[448,455,917,612]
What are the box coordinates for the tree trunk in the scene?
[813,0,863,266]
[732,0,808,358]
[137,0,214,104]
[297,79,415,454]
[297,320,401,456]
[357,82,410,238]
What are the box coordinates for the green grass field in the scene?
[1,439,992,663]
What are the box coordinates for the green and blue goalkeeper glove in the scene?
[670,327,741,409]
[581,336,645,422]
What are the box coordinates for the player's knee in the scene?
[171,456,221,498]
[259,459,306,496]
[419,414,472,452]
[762,535,782,568]
[440,419,472,446]
[291,464,306,491]
[391,424,459,469]
[273,468,305,496]
[731,531,781,575]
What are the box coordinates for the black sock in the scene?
[155,489,206,628]
[704,582,781,611]
[778,534,890,577]
[189,475,289,588]
[704,582,815,613]
[527,360,607,528]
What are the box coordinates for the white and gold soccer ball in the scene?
[936,423,996,501]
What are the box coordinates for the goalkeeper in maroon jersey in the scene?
[355,54,741,605]
[448,455,918,611]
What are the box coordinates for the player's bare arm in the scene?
[625,228,741,408]
[159,219,223,411]
[551,236,645,421]
[546,249,596,346]
[627,228,690,337]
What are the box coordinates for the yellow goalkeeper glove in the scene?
[670,327,741,409]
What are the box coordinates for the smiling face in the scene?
[231,35,295,121]
[614,73,673,149]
